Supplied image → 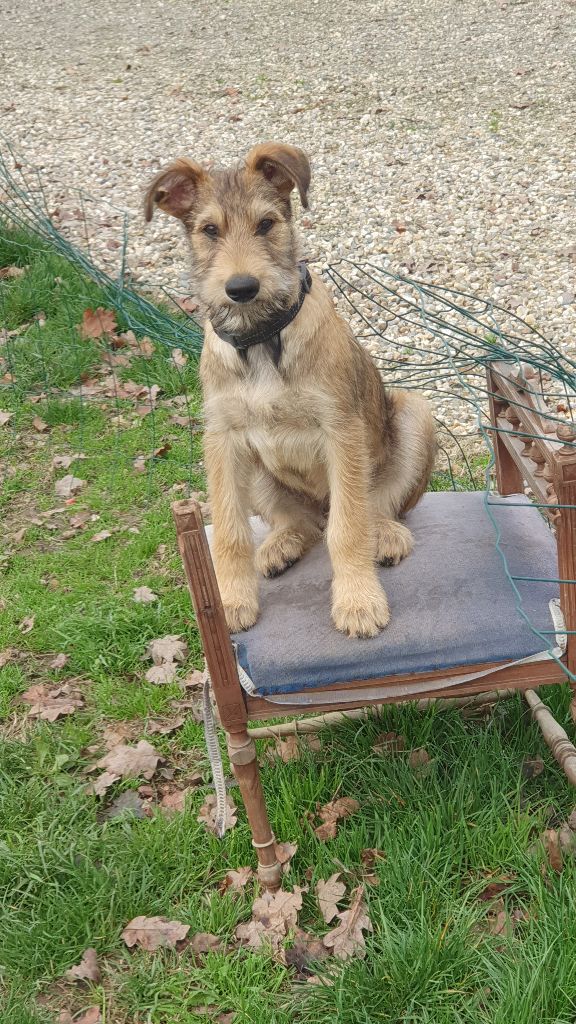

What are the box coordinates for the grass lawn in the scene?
[2,229,576,1024]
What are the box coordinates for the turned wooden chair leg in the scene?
[172,498,282,891]
[227,729,282,890]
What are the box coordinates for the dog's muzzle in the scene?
[210,261,312,367]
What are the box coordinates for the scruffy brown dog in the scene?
[145,143,436,638]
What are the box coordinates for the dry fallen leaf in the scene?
[50,653,69,670]
[52,453,86,471]
[145,662,178,685]
[52,454,74,469]
[275,841,298,872]
[159,787,193,814]
[315,873,347,924]
[189,932,223,954]
[64,947,101,983]
[103,790,147,821]
[521,756,544,779]
[319,797,360,822]
[58,1008,101,1024]
[91,740,161,795]
[408,747,431,770]
[488,908,513,938]
[314,820,338,842]
[32,415,49,433]
[236,887,305,951]
[122,915,189,951]
[198,793,238,835]
[171,347,188,368]
[322,885,372,960]
[0,648,16,668]
[19,615,36,634]
[146,634,188,665]
[220,866,253,893]
[133,586,158,604]
[543,829,563,874]
[315,795,360,837]
[283,928,330,977]
[275,736,300,762]
[371,731,405,755]
[0,410,13,426]
[0,264,25,279]
[169,414,195,428]
[91,530,112,543]
[146,716,186,736]
[79,307,117,339]
[133,455,147,473]
[55,474,86,498]
[21,682,84,721]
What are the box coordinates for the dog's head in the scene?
[144,143,310,335]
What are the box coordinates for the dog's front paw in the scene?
[375,520,414,567]
[256,530,306,578]
[222,597,259,633]
[332,584,390,638]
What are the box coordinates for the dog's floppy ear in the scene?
[245,143,311,209]
[144,158,207,222]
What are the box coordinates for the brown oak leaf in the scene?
[146,634,188,664]
[79,307,117,339]
[315,873,347,923]
[318,797,360,823]
[236,887,305,950]
[189,932,223,954]
[314,820,338,842]
[121,915,189,951]
[21,682,83,722]
[371,731,405,755]
[58,1008,101,1024]
[543,828,563,874]
[133,586,158,604]
[50,652,69,669]
[220,866,253,893]
[322,885,372,960]
[91,530,112,543]
[55,474,86,498]
[159,787,192,814]
[275,841,298,872]
[197,793,237,835]
[408,747,431,770]
[32,415,49,433]
[283,928,330,977]
[171,348,188,368]
[91,740,161,795]
[64,947,101,983]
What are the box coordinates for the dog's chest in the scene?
[208,371,325,477]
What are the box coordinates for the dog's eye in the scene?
[256,218,274,236]
[202,223,219,238]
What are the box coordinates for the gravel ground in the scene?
[2,0,576,444]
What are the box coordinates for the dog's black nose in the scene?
[225,275,260,303]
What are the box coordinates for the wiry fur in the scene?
[146,143,436,637]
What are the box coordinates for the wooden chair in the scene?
[173,360,576,891]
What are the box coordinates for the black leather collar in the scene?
[210,261,312,367]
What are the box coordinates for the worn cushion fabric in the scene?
[216,492,559,696]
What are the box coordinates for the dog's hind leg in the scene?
[371,390,436,566]
[252,469,325,579]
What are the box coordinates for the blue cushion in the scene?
[226,492,559,696]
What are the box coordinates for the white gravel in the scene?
[2,0,576,455]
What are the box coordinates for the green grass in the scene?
[2,228,576,1024]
